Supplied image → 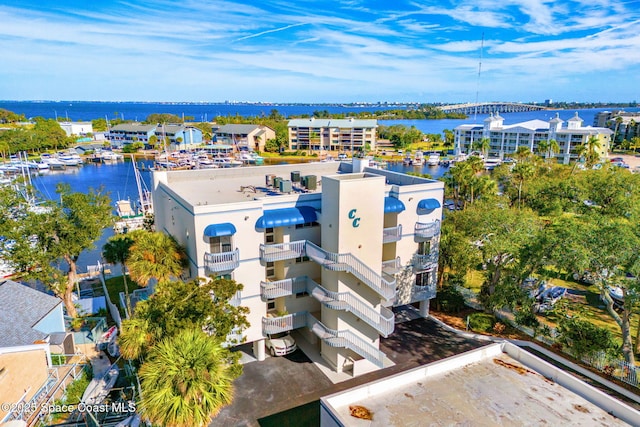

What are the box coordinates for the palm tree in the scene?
[571,143,587,174]
[511,162,536,208]
[127,231,186,287]
[102,234,134,315]
[537,139,550,160]
[119,317,155,360]
[584,135,602,168]
[548,139,560,162]
[138,329,238,427]
[473,137,490,158]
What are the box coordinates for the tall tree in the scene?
[138,329,240,427]
[3,184,113,317]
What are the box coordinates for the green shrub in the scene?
[556,316,619,358]
[467,312,496,333]
[434,286,466,313]
[51,354,66,365]
[514,309,540,329]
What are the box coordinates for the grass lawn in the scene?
[463,267,638,348]
[104,275,141,316]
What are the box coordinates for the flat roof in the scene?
[154,161,441,207]
[321,342,639,426]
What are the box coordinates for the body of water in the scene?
[0,101,404,122]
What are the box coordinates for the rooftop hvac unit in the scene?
[279,179,292,193]
[291,170,301,183]
[304,175,317,191]
[266,174,276,186]
[273,177,282,189]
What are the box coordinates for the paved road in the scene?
[212,317,488,426]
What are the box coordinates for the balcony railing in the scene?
[383,224,402,243]
[415,220,441,240]
[261,276,394,336]
[260,276,308,301]
[204,249,239,274]
[414,283,437,300]
[413,251,438,272]
[261,312,387,368]
[305,241,395,300]
[259,241,306,263]
[262,311,309,335]
[382,257,401,275]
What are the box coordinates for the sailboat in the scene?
[114,157,154,234]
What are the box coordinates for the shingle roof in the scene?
[0,280,62,347]
[216,124,262,134]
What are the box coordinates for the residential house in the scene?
[213,124,275,152]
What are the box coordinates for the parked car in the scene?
[265,332,297,356]
[338,153,348,160]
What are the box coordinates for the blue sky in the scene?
[1,0,638,103]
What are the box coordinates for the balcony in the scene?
[204,249,239,274]
[414,220,441,240]
[382,257,401,275]
[262,311,308,335]
[414,283,437,300]
[383,224,402,243]
[413,251,438,272]
[259,241,306,262]
[260,276,308,301]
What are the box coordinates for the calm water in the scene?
[30,159,154,272]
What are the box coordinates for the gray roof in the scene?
[0,280,62,347]
[110,124,157,132]
[215,124,263,134]
[288,118,378,128]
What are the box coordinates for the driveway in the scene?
[212,316,488,426]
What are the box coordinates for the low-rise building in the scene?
[107,123,203,150]
[454,112,612,164]
[213,124,276,152]
[593,110,640,145]
[288,118,377,154]
[0,280,69,423]
[152,159,443,376]
[59,121,93,137]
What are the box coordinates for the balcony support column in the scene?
[419,299,430,318]
[253,338,266,361]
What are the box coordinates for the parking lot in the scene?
[212,316,488,426]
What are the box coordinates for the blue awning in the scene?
[417,198,441,214]
[256,206,318,229]
[384,197,406,213]
[204,222,237,237]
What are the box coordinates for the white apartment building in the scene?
[152,160,443,376]
[288,118,377,154]
[454,112,612,164]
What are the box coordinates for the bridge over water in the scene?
[438,102,547,114]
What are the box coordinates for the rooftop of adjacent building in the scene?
[321,342,638,426]
[456,112,614,135]
[0,280,61,347]
[153,159,442,207]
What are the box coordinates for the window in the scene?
[415,272,433,287]
[267,299,276,310]
[265,227,275,244]
[209,235,232,253]
[295,221,319,229]
[296,291,309,298]
[418,241,431,255]
[295,256,310,263]
[266,262,275,278]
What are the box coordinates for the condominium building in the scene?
[593,110,640,144]
[152,159,443,375]
[288,118,377,153]
[454,113,612,164]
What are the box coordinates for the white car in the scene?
[265,332,297,356]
